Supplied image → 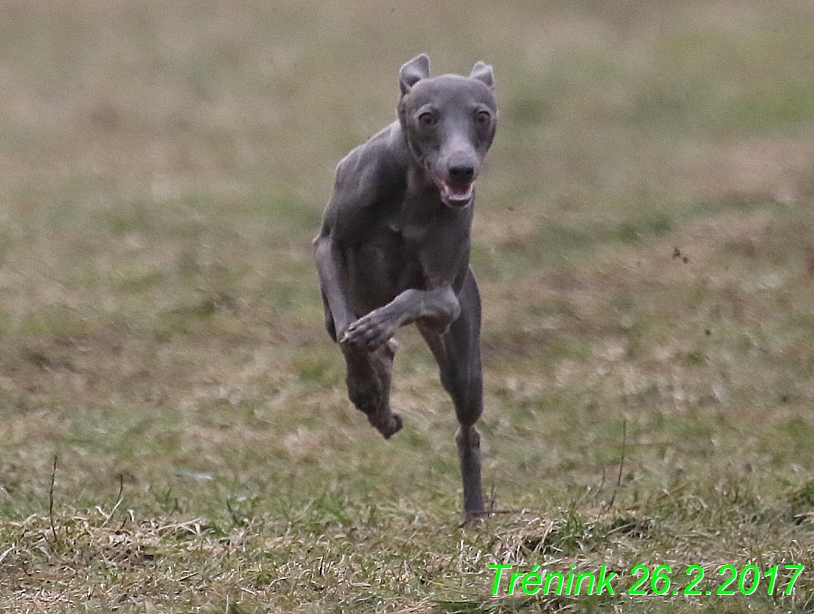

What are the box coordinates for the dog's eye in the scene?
[418,112,437,127]
[474,110,492,127]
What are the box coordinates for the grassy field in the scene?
[3,0,814,612]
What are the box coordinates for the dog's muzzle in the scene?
[438,180,474,208]
[431,160,478,208]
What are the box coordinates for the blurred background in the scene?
[2,0,814,609]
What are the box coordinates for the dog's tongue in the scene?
[440,181,474,207]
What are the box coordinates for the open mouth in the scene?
[438,181,474,208]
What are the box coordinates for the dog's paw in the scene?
[368,411,403,439]
[341,308,399,350]
[461,509,488,525]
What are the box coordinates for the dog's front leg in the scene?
[341,285,461,351]
[314,234,356,342]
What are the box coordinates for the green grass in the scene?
[3,0,814,612]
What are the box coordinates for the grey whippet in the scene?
[314,54,497,522]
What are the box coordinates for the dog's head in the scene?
[397,54,497,209]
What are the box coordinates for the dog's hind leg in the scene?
[343,339,403,439]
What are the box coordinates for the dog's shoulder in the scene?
[333,122,409,203]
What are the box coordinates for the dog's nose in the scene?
[448,164,475,184]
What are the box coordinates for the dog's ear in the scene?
[469,61,494,91]
[400,54,431,96]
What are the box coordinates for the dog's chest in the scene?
[385,190,456,245]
